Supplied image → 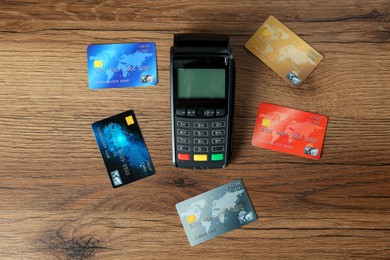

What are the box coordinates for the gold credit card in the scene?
[245,16,323,87]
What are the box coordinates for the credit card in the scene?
[245,16,323,87]
[176,179,257,246]
[252,102,328,160]
[87,42,157,89]
[92,110,155,188]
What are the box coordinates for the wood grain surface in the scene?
[0,0,389,259]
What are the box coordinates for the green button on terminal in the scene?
[211,153,224,161]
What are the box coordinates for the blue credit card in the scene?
[92,110,155,188]
[87,42,157,89]
[176,179,257,246]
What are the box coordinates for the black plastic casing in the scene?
[170,34,235,169]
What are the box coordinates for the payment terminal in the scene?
[170,34,235,169]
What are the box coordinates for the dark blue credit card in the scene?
[92,110,155,188]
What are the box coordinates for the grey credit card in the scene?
[176,179,257,246]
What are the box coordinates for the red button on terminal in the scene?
[178,153,190,161]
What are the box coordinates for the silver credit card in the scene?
[176,179,257,246]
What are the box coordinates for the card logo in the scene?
[140,75,154,83]
[286,71,302,86]
[238,210,255,224]
[110,170,122,186]
[304,146,319,156]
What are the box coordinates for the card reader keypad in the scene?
[175,117,227,163]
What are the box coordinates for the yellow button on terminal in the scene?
[194,154,208,161]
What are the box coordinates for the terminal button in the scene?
[212,153,224,161]
[216,109,225,117]
[212,146,224,152]
[204,109,215,117]
[212,138,225,144]
[212,129,225,136]
[176,109,187,116]
[194,138,208,144]
[177,129,190,136]
[177,137,190,144]
[177,121,190,128]
[178,153,190,161]
[194,130,208,136]
[212,121,226,128]
[194,146,208,152]
[178,145,190,152]
[194,122,208,128]
[194,154,208,161]
[187,109,196,117]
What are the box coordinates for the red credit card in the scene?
[252,103,328,160]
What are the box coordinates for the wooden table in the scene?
[1,1,389,259]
